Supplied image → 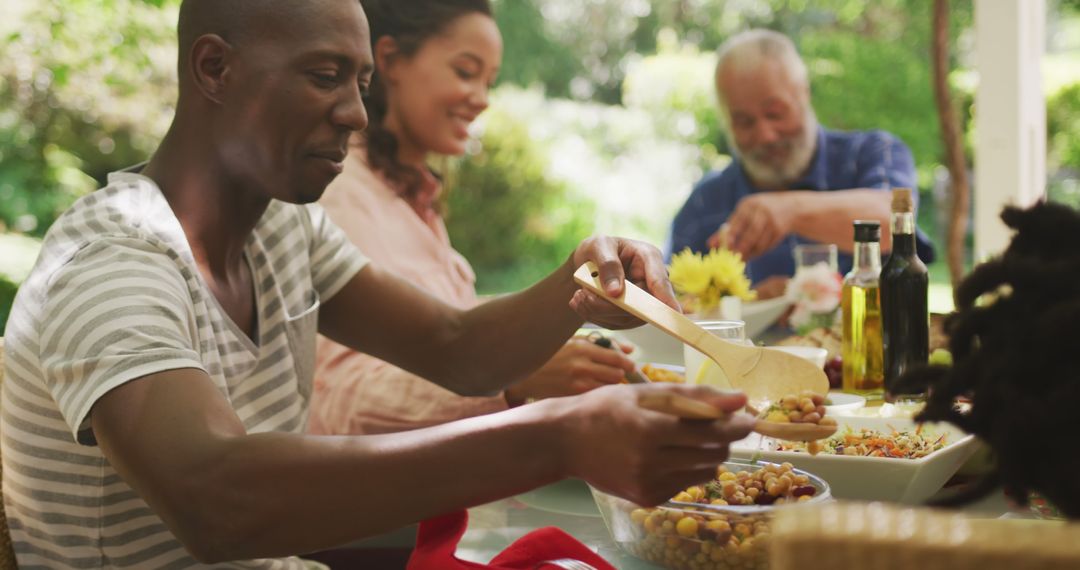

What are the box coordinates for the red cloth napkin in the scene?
[407,510,616,570]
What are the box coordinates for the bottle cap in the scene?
[891,188,914,213]
[853,220,881,242]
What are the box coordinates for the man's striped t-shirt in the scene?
[1,170,368,568]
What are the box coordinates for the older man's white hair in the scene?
[715,29,809,100]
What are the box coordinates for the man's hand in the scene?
[726,192,799,260]
[753,275,790,300]
[568,236,679,329]
[559,383,755,507]
[706,224,732,251]
[504,337,635,405]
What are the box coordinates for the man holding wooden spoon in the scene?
[0,2,757,567]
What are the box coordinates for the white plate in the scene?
[741,296,793,339]
[824,391,866,415]
[730,416,980,504]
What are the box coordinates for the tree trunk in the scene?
[931,0,970,287]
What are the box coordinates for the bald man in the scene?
[667,29,934,299]
[1,1,753,567]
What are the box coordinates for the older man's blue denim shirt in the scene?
[665,128,936,285]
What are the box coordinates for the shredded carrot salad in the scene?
[776,426,947,459]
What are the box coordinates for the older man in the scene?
[1,1,753,567]
[667,29,935,298]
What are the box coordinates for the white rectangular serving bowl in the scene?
[730,415,980,504]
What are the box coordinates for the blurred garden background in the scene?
[2,0,1080,332]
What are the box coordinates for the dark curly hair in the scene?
[359,0,493,201]
[893,201,1080,518]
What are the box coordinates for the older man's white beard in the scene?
[737,113,820,190]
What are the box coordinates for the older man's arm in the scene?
[724,189,893,261]
[723,131,918,261]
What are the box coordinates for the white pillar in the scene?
[973,0,1046,259]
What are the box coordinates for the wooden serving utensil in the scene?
[638,392,837,442]
[573,262,829,403]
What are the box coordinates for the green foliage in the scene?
[473,86,709,247]
[0,232,44,333]
[492,0,733,103]
[492,0,972,108]
[805,31,941,170]
[622,35,728,157]
[1048,83,1080,172]
[1047,83,1080,209]
[446,104,594,294]
[0,276,16,335]
[491,0,581,99]
[0,0,179,235]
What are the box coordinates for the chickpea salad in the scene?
[622,462,819,570]
[775,426,948,459]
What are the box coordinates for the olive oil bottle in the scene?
[881,188,929,398]
[841,220,884,396]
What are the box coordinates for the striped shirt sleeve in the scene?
[304,203,368,302]
[37,238,204,445]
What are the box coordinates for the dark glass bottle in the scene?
[881,188,929,398]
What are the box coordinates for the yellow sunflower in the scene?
[668,248,756,313]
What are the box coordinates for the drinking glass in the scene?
[790,243,842,334]
[683,320,746,386]
[793,243,839,273]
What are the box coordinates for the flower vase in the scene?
[786,261,842,335]
[692,296,743,322]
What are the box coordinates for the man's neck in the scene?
[141,127,269,278]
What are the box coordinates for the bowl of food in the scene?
[590,459,830,570]
[639,363,686,383]
[730,416,979,504]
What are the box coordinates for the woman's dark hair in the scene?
[359,0,492,200]
[894,201,1080,518]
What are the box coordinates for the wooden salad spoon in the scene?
[573,262,829,403]
[574,262,835,441]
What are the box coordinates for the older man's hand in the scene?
[753,275,790,300]
[568,236,680,329]
[726,192,799,260]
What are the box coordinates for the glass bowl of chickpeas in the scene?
[590,459,831,570]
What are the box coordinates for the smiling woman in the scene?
[360,0,499,212]
[308,0,640,436]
